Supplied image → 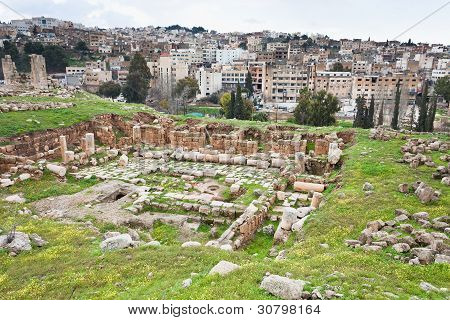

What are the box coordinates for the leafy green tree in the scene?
[391,81,401,130]
[242,98,254,120]
[220,92,232,118]
[330,62,349,72]
[75,40,89,53]
[245,71,254,97]
[43,45,68,73]
[353,96,367,128]
[434,76,450,106]
[122,53,152,103]
[175,77,199,101]
[417,81,429,132]
[251,112,269,122]
[24,41,44,55]
[294,89,340,126]
[98,81,121,98]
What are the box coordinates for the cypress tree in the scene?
[425,94,437,132]
[235,84,244,119]
[245,71,254,97]
[417,81,429,132]
[368,95,375,128]
[353,96,366,128]
[227,91,236,119]
[377,99,384,126]
[391,81,401,130]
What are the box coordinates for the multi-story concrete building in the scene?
[221,65,247,90]
[264,64,309,103]
[351,73,420,102]
[195,67,222,98]
[313,71,352,99]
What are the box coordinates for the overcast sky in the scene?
[1,0,449,43]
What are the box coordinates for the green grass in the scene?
[150,221,180,245]
[0,94,156,138]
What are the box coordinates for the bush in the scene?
[251,112,269,122]
[98,81,121,99]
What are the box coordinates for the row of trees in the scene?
[353,95,376,129]
[353,77,448,132]
[220,84,254,120]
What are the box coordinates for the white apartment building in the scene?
[436,58,450,70]
[10,19,33,34]
[202,48,217,64]
[216,49,246,65]
[66,67,86,75]
[170,49,202,65]
[195,67,222,98]
[431,69,450,82]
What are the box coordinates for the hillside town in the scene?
[1,16,449,128]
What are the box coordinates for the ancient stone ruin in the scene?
[1,55,20,86]
[0,111,354,251]
[30,54,49,90]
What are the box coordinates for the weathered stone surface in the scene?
[209,260,240,276]
[46,163,66,177]
[100,234,133,251]
[293,181,324,192]
[181,241,201,248]
[392,243,410,253]
[118,154,129,167]
[260,275,304,300]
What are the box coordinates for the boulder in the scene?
[209,260,240,276]
[181,241,201,248]
[262,224,275,236]
[118,154,129,167]
[392,243,410,253]
[1,231,32,253]
[146,240,161,247]
[362,182,374,191]
[434,254,450,264]
[279,207,299,230]
[100,234,133,251]
[260,275,304,300]
[5,194,25,203]
[29,233,47,247]
[327,143,342,165]
[411,248,435,264]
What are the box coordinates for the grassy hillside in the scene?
[0,127,448,299]
[0,93,154,138]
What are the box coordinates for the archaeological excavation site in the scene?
[0,53,449,301]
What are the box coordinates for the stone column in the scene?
[59,135,68,160]
[310,192,323,209]
[1,55,19,85]
[132,125,141,144]
[30,54,49,90]
[295,152,306,174]
[85,133,95,156]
